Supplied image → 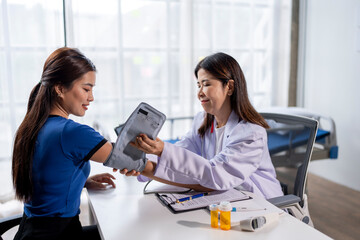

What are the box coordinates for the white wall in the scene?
[303,0,360,191]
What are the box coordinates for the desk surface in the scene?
[88,163,331,240]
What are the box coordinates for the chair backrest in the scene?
[260,113,318,203]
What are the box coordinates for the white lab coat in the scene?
[143,111,283,199]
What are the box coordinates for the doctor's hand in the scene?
[85,173,116,190]
[118,168,141,177]
[130,134,164,157]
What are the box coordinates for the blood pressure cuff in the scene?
[104,102,166,172]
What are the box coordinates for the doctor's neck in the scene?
[214,106,232,128]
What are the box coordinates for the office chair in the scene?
[0,214,22,239]
[260,113,318,227]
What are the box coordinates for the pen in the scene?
[231,207,267,212]
[176,192,209,203]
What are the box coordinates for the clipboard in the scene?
[156,189,252,214]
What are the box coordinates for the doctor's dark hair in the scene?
[12,47,96,202]
[195,52,269,137]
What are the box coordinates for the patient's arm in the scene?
[120,161,213,192]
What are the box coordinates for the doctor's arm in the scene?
[120,161,213,192]
[120,135,213,192]
[139,161,213,192]
[135,131,265,191]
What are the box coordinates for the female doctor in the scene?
[123,52,283,199]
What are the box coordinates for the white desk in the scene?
[87,163,331,240]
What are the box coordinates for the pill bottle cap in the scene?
[219,201,232,211]
[209,204,218,211]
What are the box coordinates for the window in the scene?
[0,0,64,160]
[0,0,292,160]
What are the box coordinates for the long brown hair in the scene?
[195,52,269,137]
[12,47,96,202]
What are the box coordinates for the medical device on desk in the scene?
[239,212,279,232]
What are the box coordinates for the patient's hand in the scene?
[119,168,141,177]
[85,173,116,189]
[130,134,164,156]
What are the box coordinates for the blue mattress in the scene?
[267,129,330,155]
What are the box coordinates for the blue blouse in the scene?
[24,116,106,217]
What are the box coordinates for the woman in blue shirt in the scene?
[12,47,114,239]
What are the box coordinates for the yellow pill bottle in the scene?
[219,201,232,231]
[209,204,219,228]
